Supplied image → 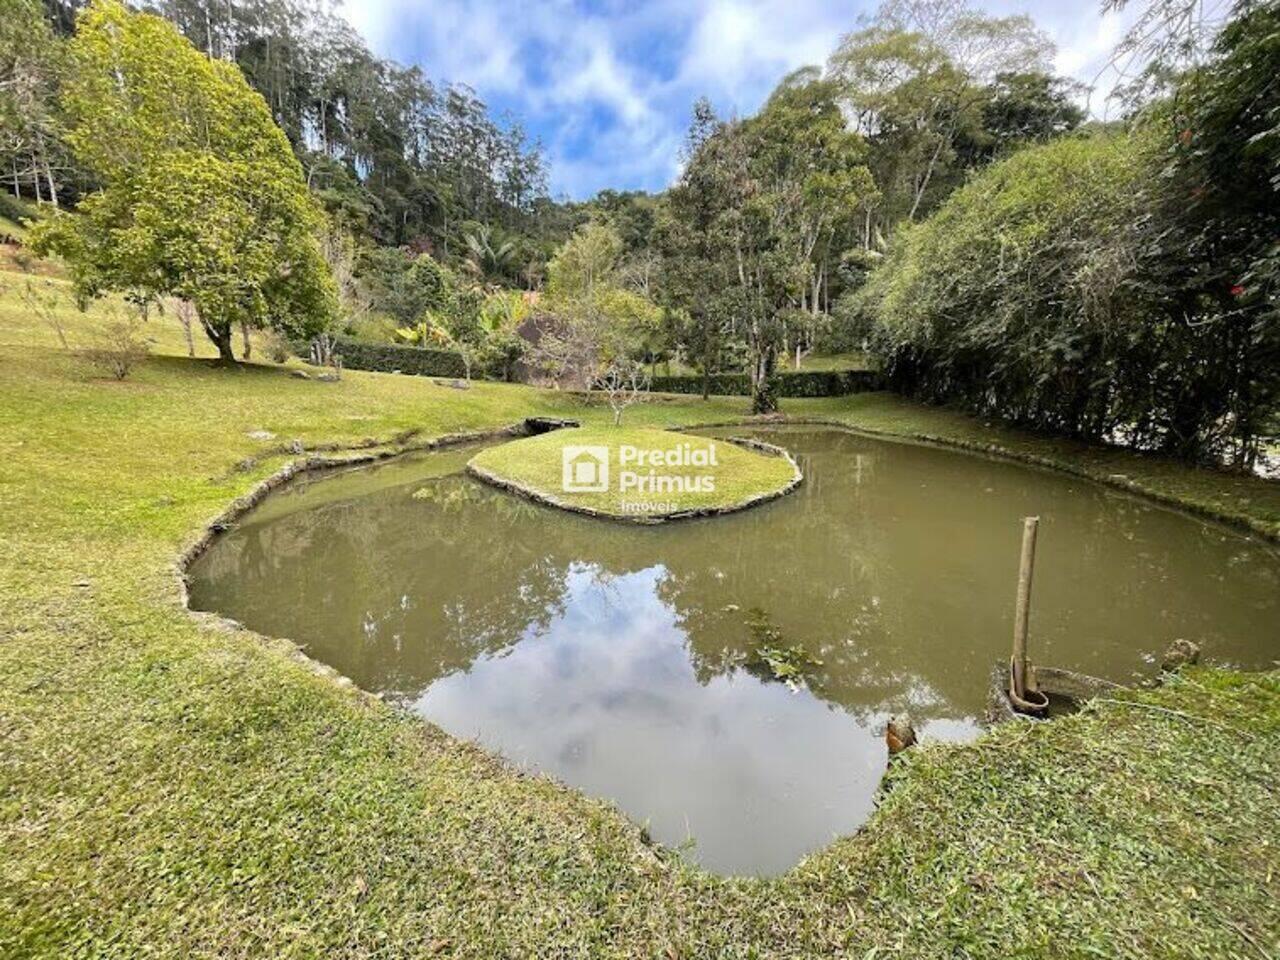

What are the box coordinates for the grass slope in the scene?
[1,283,1277,957]
[468,425,798,518]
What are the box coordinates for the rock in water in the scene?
[1161,638,1201,673]
[886,714,917,755]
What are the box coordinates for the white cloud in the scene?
[676,0,854,105]
[337,0,1156,198]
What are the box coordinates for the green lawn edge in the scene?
[2,296,1277,957]
[466,425,801,522]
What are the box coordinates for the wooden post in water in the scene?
[1010,516,1039,701]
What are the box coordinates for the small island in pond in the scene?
[466,426,801,522]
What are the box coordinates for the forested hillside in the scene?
[2,0,1275,466]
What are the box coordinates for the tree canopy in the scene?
[856,0,1280,467]
[30,0,337,361]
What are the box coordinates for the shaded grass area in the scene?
[794,350,875,372]
[468,425,797,518]
[1,290,1278,957]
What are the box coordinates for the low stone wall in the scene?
[176,418,574,577]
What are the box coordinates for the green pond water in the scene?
[187,427,1280,875]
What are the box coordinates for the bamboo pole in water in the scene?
[1011,516,1039,700]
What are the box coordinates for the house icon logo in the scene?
[562,445,610,493]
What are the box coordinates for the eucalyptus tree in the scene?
[134,0,549,249]
[662,82,875,411]
[827,0,1056,232]
[30,0,337,362]
[0,0,70,205]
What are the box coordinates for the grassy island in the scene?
[466,425,801,521]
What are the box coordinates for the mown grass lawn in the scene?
[1,279,1278,958]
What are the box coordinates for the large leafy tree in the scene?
[662,81,875,412]
[1145,0,1280,466]
[972,71,1087,160]
[129,0,549,250]
[31,0,337,362]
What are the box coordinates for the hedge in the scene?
[306,335,467,378]
[299,337,879,397]
[649,369,881,398]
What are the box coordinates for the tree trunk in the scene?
[175,300,196,357]
[240,321,252,360]
[214,331,236,363]
[201,313,237,363]
[700,310,713,401]
[909,132,949,221]
[42,155,57,208]
[751,347,778,415]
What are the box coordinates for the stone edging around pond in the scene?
[172,418,583,697]
[464,435,803,525]
[681,416,1280,545]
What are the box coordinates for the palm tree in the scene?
[463,224,517,282]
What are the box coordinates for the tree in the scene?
[1100,0,1235,107]
[421,295,483,381]
[976,71,1086,158]
[662,80,875,413]
[827,1,1057,232]
[598,357,650,426]
[462,223,517,284]
[30,0,337,362]
[133,0,549,250]
[1140,0,1280,467]
[656,98,728,400]
[532,222,661,392]
[0,0,71,205]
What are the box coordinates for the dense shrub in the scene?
[860,120,1277,465]
[318,335,466,378]
[650,369,881,398]
[0,193,33,229]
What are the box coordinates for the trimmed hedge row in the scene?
[308,335,467,378]
[649,369,881,398]
[300,336,879,397]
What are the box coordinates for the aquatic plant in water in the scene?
[745,607,822,690]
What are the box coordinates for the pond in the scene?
[186,427,1280,875]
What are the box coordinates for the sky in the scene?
[338,0,1140,200]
